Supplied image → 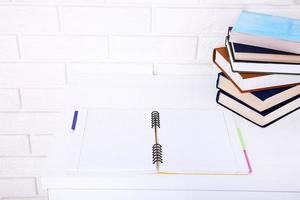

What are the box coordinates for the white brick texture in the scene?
[155,64,217,75]
[0,135,30,156]
[0,178,37,197]
[21,89,64,111]
[0,157,45,173]
[108,0,199,4]
[0,6,59,33]
[0,63,65,87]
[0,89,20,110]
[14,0,105,2]
[0,0,299,199]
[30,135,53,156]
[21,35,108,60]
[197,35,225,62]
[68,63,153,75]
[110,36,198,61]
[0,36,19,60]
[154,8,240,34]
[62,7,151,33]
[2,197,48,200]
[0,113,64,133]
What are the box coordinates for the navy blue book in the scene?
[225,37,300,74]
[216,73,300,112]
[216,73,300,127]
[227,27,300,64]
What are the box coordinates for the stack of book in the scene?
[213,10,300,127]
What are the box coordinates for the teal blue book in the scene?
[230,11,300,54]
[233,10,300,42]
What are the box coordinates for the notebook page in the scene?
[46,109,88,172]
[159,110,243,174]
[78,110,154,172]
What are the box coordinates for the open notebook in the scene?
[57,109,251,175]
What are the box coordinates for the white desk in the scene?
[42,75,300,200]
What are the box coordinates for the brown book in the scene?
[213,47,300,92]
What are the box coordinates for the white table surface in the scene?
[42,75,300,200]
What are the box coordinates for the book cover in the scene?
[232,10,300,42]
[213,47,300,92]
[216,72,294,101]
[226,37,300,74]
[232,42,297,55]
[227,36,300,65]
[216,90,300,127]
[216,73,300,112]
[213,47,267,79]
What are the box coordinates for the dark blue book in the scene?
[216,73,299,112]
[225,37,300,74]
[216,89,300,128]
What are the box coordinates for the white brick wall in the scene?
[0,89,20,110]
[0,63,65,87]
[0,113,63,133]
[30,135,53,156]
[21,89,64,111]
[153,8,240,34]
[21,35,108,60]
[62,7,151,33]
[110,36,198,61]
[0,36,19,60]
[0,178,37,197]
[0,6,59,33]
[0,0,299,199]
[0,135,30,155]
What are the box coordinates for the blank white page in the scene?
[77,109,248,174]
[159,110,246,174]
[78,110,154,172]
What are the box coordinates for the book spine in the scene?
[216,92,265,128]
[216,73,222,90]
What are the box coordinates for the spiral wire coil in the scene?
[151,111,163,166]
[151,111,160,128]
[152,143,163,164]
